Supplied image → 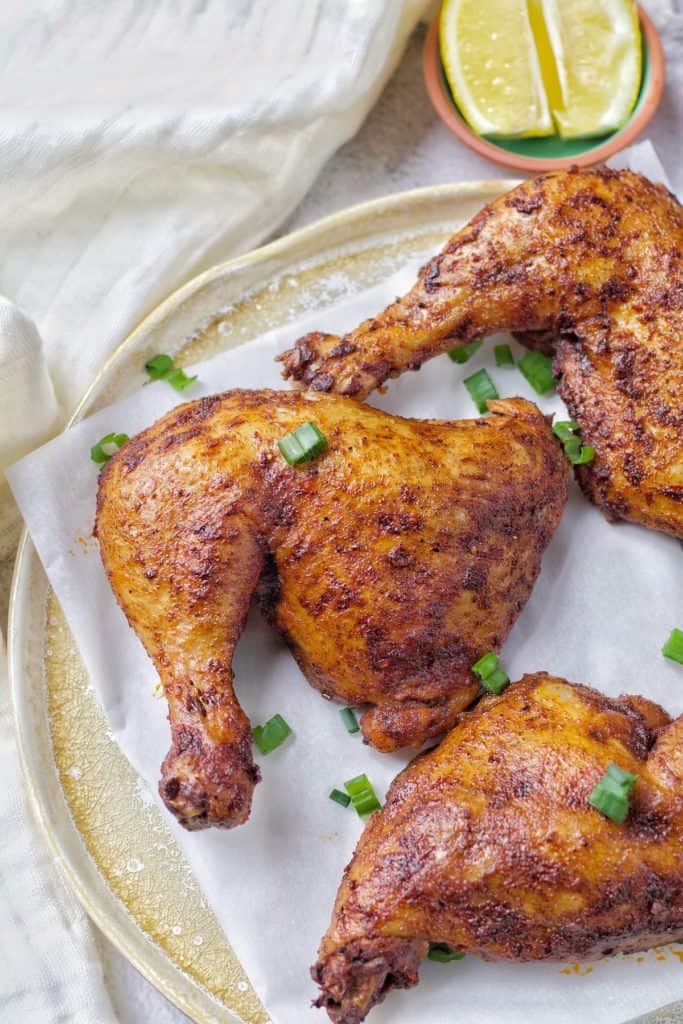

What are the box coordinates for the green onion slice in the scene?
[518,351,556,395]
[449,340,483,364]
[570,444,595,465]
[144,353,198,391]
[563,435,595,465]
[471,651,509,695]
[464,368,499,414]
[344,773,381,816]
[471,651,499,678]
[278,421,327,466]
[427,944,466,963]
[90,432,129,466]
[329,788,351,808]
[339,707,360,734]
[481,667,510,695]
[552,420,581,441]
[164,367,198,392]
[144,354,174,379]
[252,713,292,755]
[552,420,595,465]
[663,628,683,665]
[494,343,514,367]
[588,762,637,824]
[605,763,637,793]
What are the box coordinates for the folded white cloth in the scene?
[0,0,429,463]
[0,2,429,1021]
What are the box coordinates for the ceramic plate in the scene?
[9,181,521,1024]
[10,180,682,1024]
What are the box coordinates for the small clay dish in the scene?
[423,5,665,173]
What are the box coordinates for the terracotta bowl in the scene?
[423,5,665,173]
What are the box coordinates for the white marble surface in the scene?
[98,10,683,1021]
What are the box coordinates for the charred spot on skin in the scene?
[623,453,645,486]
[164,778,180,800]
[421,258,442,292]
[310,372,334,392]
[329,339,357,359]
[462,566,485,591]
[387,546,413,568]
[506,191,543,215]
[377,511,424,535]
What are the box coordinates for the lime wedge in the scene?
[538,0,641,139]
[440,0,553,138]
[439,0,642,141]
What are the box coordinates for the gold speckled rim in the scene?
[8,181,515,1024]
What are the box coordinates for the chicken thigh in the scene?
[314,673,683,1024]
[280,168,683,539]
[95,390,566,830]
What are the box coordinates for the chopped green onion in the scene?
[144,354,174,379]
[344,773,381,816]
[588,763,637,824]
[464,368,499,414]
[663,628,683,665]
[569,444,595,465]
[605,763,637,792]
[481,667,510,695]
[144,353,198,392]
[471,651,509,695]
[494,343,514,367]
[344,774,372,796]
[563,436,582,461]
[329,788,351,808]
[278,421,328,466]
[471,651,499,678]
[252,713,292,755]
[90,432,129,466]
[588,784,629,824]
[562,435,595,465]
[339,707,360,734]
[449,340,483,364]
[164,367,198,391]
[427,944,466,963]
[552,420,595,465]
[518,351,556,395]
[353,791,382,815]
[552,420,581,442]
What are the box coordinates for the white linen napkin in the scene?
[0,2,430,1021]
[0,0,429,463]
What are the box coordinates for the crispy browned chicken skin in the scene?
[280,167,683,539]
[95,390,566,830]
[314,673,683,1024]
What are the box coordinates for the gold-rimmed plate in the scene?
[8,181,517,1024]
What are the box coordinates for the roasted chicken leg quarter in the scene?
[313,673,683,1024]
[95,389,567,830]
[280,168,683,539]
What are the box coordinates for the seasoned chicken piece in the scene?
[280,167,683,539]
[313,673,683,1024]
[95,390,567,830]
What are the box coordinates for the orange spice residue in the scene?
[561,963,593,976]
[75,534,96,554]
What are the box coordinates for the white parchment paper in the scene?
[8,143,683,1024]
